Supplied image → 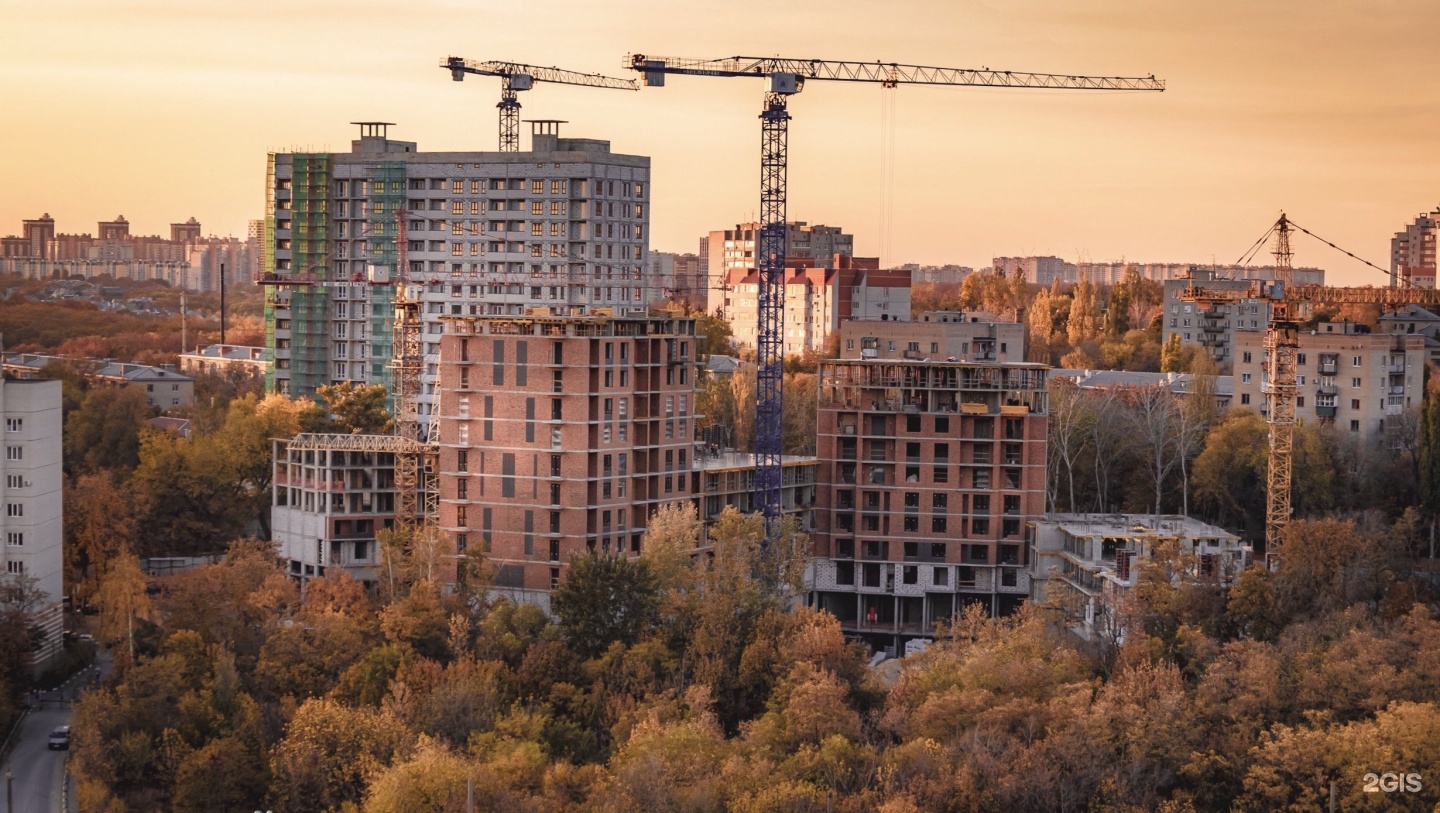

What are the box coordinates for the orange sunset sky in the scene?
[3,0,1439,285]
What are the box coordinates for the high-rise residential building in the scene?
[0,379,64,676]
[1231,322,1425,439]
[809,353,1049,655]
[1390,208,1440,289]
[994,256,1324,287]
[649,251,704,308]
[434,311,696,609]
[723,257,911,357]
[838,311,1025,364]
[263,122,656,434]
[702,221,854,315]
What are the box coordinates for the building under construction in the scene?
[262,122,657,431]
[433,309,696,608]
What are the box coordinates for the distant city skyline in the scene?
[4,1,1439,286]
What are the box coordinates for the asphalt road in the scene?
[3,650,108,813]
[4,706,72,813]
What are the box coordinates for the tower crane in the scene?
[390,210,439,532]
[443,57,639,151]
[626,54,1165,543]
[1181,214,1440,557]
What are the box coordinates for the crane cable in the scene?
[1285,218,1416,289]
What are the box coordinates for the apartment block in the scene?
[649,251,704,308]
[271,433,399,583]
[838,311,1025,364]
[1161,269,1275,369]
[1379,304,1440,364]
[179,344,271,381]
[810,358,1049,655]
[1230,323,1426,438]
[434,311,695,609]
[724,257,912,357]
[702,221,854,314]
[0,379,64,676]
[264,122,655,433]
[1390,209,1440,288]
[1028,513,1245,642]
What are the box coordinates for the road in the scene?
[3,651,108,813]
[4,705,72,813]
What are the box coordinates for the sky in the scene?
[3,0,1439,286]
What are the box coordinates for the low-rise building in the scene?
[1028,513,1246,642]
[94,362,195,410]
[179,344,271,381]
[271,433,400,584]
[1049,369,1233,413]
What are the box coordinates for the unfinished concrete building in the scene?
[810,357,1049,655]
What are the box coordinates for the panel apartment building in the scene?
[724,257,912,357]
[995,256,1324,287]
[700,221,854,316]
[1231,322,1426,438]
[1391,208,1440,289]
[263,122,656,432]
[0,379,64,675]
[433,311,696,609]
[811,355,1049,655]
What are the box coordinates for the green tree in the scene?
[311,382,393,434]
[63,385,154,475]
[552,553,661,660]
[696,311,736,358]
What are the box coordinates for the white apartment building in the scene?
[1230,323,1426,438]
[702,221,854,315]
[264,122,656,431]
[0,379,64,675]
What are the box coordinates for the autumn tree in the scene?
[551,553,661,659]
[63,385,154,475]
[309,381,393,434]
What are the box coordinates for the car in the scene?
[47,726,69,750]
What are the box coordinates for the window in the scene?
[1350,420,1360,432]
[4,447,19,461]
[1240,393,1250,405]
[1243,352,1252,363]
[933,567,948,586]
[1353,356,1362,367]
[4,418,20,432]
[1241,373,1251,384]
[6,503,21,517]
[5,532,21,547]
[6,561,22,575]
[1351,399,1361,410]
[1351,377,1362,388]
[5,475,20,489]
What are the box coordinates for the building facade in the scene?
[1161,269,1276,369]
[263,123,656,437]
[724,258,912,357]
[1230,323,1426,438]
[0,379,64,675]
[809,357,1049,656]
[838,311,1025,364]
[1028,513,1245,642]
[179,344,271,381]
[434,311,696,609]
[702,221,854,315]
[1390,209,1440,289]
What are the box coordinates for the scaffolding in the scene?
[287,154,332,398]
[368,161,406,404]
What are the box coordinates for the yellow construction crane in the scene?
[390,210,439,533]
[1181,214,1440,556]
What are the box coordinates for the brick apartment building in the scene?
[810,356,1049,655]
[434,310,696,608]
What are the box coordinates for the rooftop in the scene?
[1034,512,1238,542]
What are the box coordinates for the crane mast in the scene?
[443,57,639,151]
[628,53,1164,544]
[1183,214,1440,558]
